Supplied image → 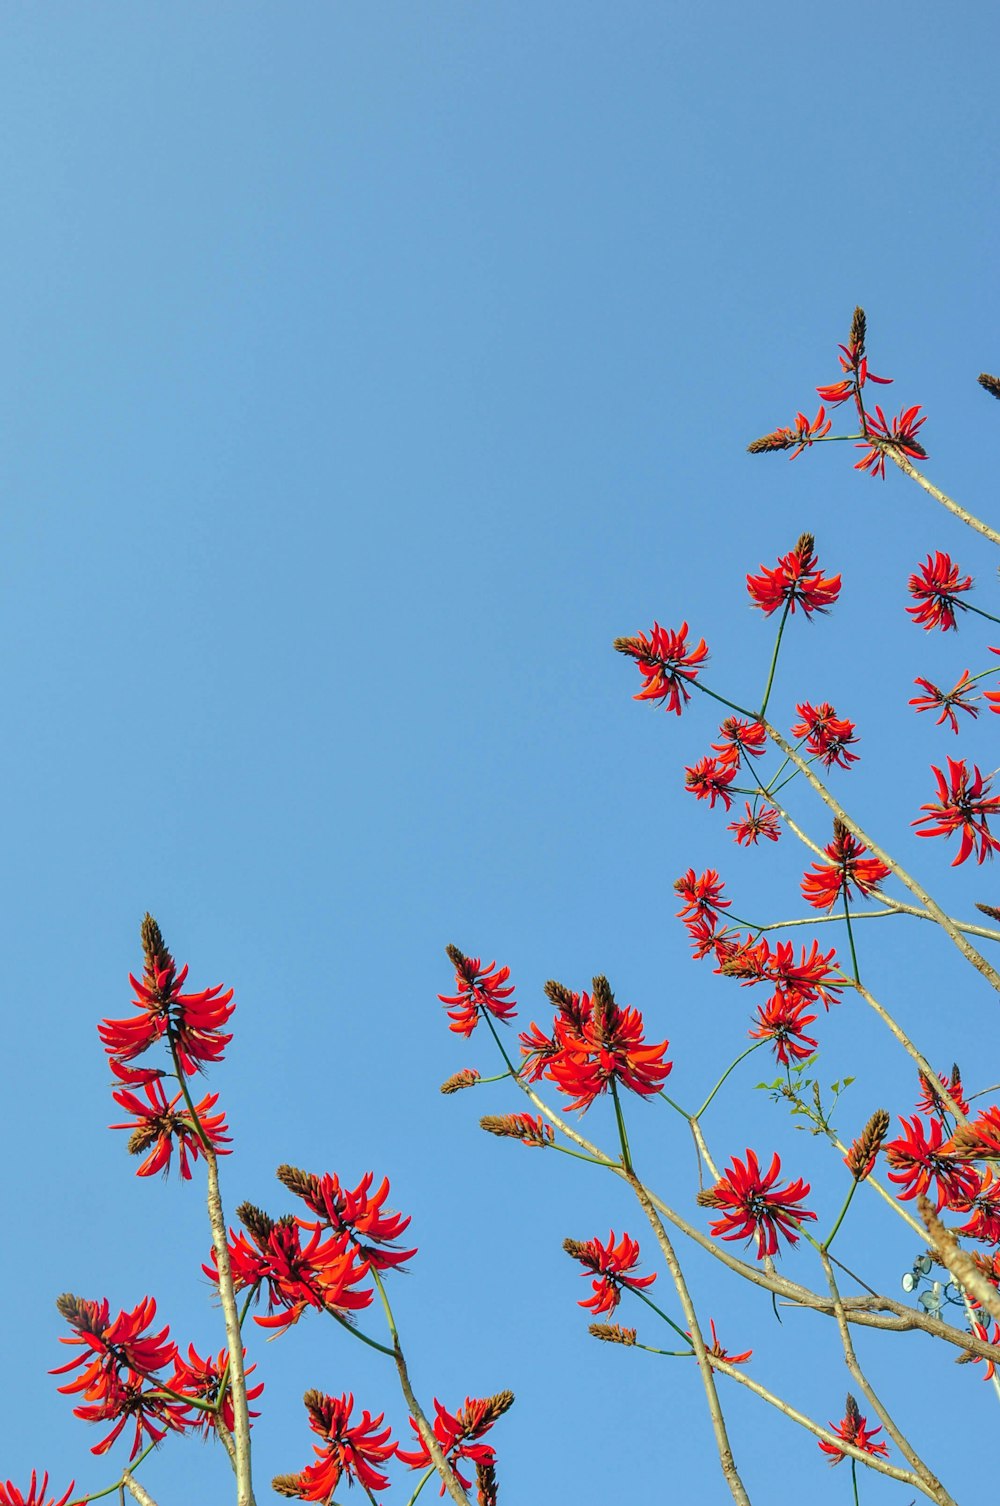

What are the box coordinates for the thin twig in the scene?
[626,1170,752,1506]
[820,1253,957,1506]
[885,447,1000,545]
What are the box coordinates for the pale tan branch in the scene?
[627,1171,752,1506]
[820,1253,957,1506]
[708,1358,944,1498]
[121,1474,159,1506]
[206,1153,257,1506]
[885,447,1000,546]
[918,1196,1000,1324]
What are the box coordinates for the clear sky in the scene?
[3,4,999,1502]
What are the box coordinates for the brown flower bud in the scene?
[270,1475,302,1497]
[236,1201,276,1244]
[276,1164,322,1206]
[849,306,866,355]
[440,1069,481,1095]
[747,430,797,454]
[976,902,1000,922]
[844,1109,890,1182]
[589,1322,637,1345]
[476,1460,499,1506]
[978,373,1000,401]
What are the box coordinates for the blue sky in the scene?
[3,4,999,1502]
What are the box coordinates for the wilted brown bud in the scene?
[236,1202,276,1244]
[441,1069,481,1095]
[849,306,866,355]
[976,902,1000,922]
[481,1113,553,1147]
[844,1109,890,1182]
[276,1164,322,1206]
[978,373,1000,400]
[476,1460,499,1506]
[270,1475,302,1497]
[589,1322,637,1345]
[747,430,797,454]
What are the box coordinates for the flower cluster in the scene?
[907,551,974,631]
[913,757,1000,865]
[791,701,859,770]
[0,1477,74,1506]
[273,1390,397,1499]
[801,821,890,909]
[614,621,709,715]
[697,1150,816,1260]
[518,974,671,1112]
[396,1392,514,1494]
[818,1394,889,1465]
[563,1232,656,1315]
[746,534,841,617]
[438,946,516,1036]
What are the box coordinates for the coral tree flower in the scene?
[519,975,671,1113]
[110,1075,230,1179]
[815,314,892,406]
[205,1203,373,1335]
[721,936,843,1012]
[746,533,841,618]
[684,756,737,812]
[698,1150,816,1259]
[910,672,979,733]
[276,1166,417,1272]
[907,552,973,631]
[711,718,767,769]
[272,1390,396,1499]
[884,1116,979,1212]
[818,1395,889,1464]
[397,1392,514,1494]
[167,1345,263,1436]
[729,801,781,846]
[914,758,1000,866]
[99,915,235,1075]
[51,1295,185,1459]
[0,1477,74,1506]
[613,621,709,715]
[855,404,927,478]
[748,995,817,1066]
[801,821,890,909]
[563,1231,657,1315]
[917,1065,970,1121]
[746,405,831,458]
[702,1319,752,1365]
[438,946,516,1036]
[791,702,859,770]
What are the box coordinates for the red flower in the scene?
[674,868,730,924]
[205,1207,373,1335]
[397,1393,513,1495]
[277,1167,417,1272]
[907,552,973,631]
[274,1390,396,1498]
[855,404,927,478]
[614,622,709,715]
[684,756,737,812]
[884,1115,979,1212]
[747,406,832,459]
[438,946,516,1036]
[816,337,891,406]
[51,1295,185,1459]
[984,648,1000,713]
[711,718,767,769]
[167,1345,263,1435]
[99,917,234,1075]
[748,996,818,1066]
[948,1168,1000,1246]
[801,822,890,909]
[914,758,1000,866]
[541,977,672,1112]
[729,802,781,846]
[0,1476,74,1506]
[946,1105,1000,1162]
[910,672,979,733]
[916,1066,969,1121]
[564,1231,657,1315]
[110,1076,230,1179]
[791,702,859,770]
[720,936,844,1011]
[746,534,841,618]
[698,1150,816,1259]
[702,1319,752,1365]
[818,1395,889,1464]
[684,913,739,963]
[968,1319,1000,1382]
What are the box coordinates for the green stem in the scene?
[610,1078,633,1173]
[482,1010,520,1079]
[692,680,758,719]
[551,1141,618,1168]
[758,597,792,720]
[822,1180,859,1251]
[843,892,861,984]
[635,1341,698,1357]
[630,1282,692,1343]
[694,1042,765,1120]
[404,1469,437,1506]
[851,1455,860,1506]
[327,1302,396,1357]
[658,1088,694,1118]
[961,600,1000,628]
[66,1444,158,1506]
